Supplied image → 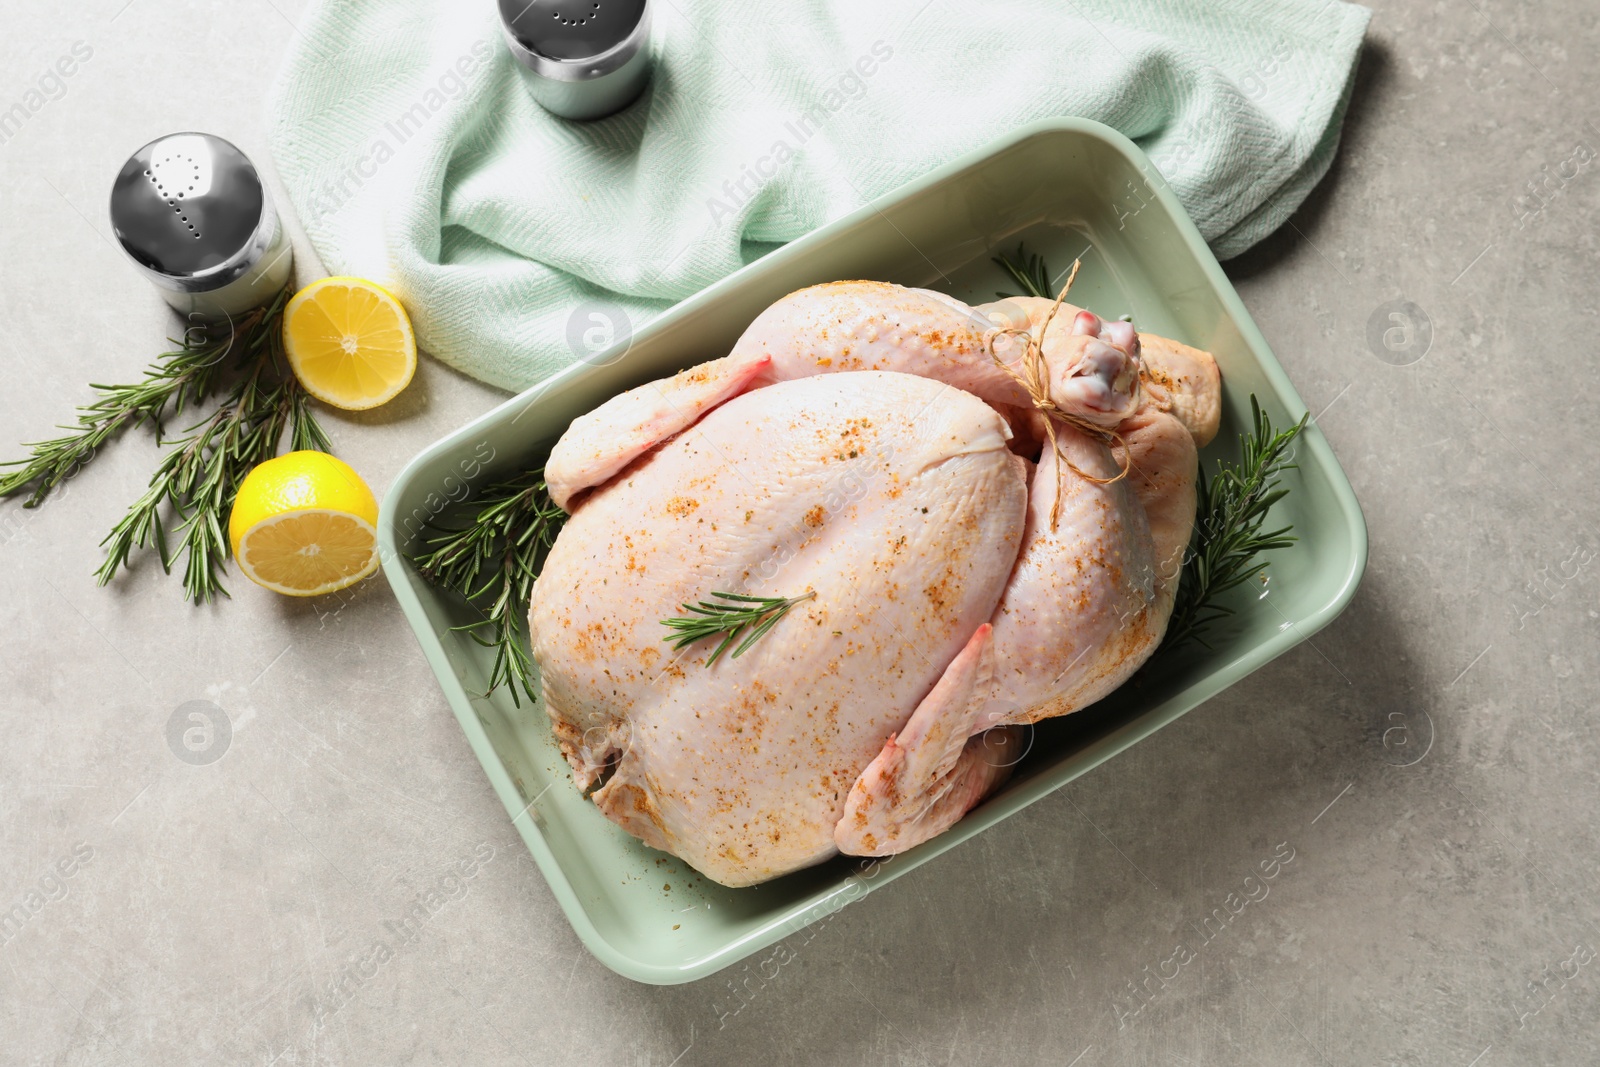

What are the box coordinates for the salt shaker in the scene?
[109,133,294,322]
[498,0,653,121]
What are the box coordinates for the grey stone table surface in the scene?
[2,0,1597,1064]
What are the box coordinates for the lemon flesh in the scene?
[229,451,381,597]
[283,276,416,411]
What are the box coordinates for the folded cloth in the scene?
[267,0,1370,392]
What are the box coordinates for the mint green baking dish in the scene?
[377,117,1367,985]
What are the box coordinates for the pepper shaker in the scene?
[109,133,294,322]
[498,0,652,121]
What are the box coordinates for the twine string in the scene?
[984,259,1135,529]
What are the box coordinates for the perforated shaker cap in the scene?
[109,133,268,288]
[499,0,649,77]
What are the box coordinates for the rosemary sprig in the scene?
[1162,396,1307,650]
[993,242,1055,300]
[97,349,287,601]
[410,468,567,707]
[1,289,332,602]
[662,590,817,665]
[0,299,277,507]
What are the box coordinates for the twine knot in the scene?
[984,259,1135,529]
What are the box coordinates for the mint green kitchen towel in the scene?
[267,0,1371,392]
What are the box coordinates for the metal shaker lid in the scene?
[109,133,267,283]
[499,0,649,79]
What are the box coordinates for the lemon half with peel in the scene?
[229,451,381,597]
[283,276,417,410]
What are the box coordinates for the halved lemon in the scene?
[229,451,381,597]
[283,276,417,410]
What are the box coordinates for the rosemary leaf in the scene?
[0,297,276,507]
[992,242,1056,301]
[3,287,334,603]
[410,468,567,707]
[1162,396,1307,650]
[290,384,333,454]
[662,590,818,665]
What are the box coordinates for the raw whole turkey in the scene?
[528,280,1221,887]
